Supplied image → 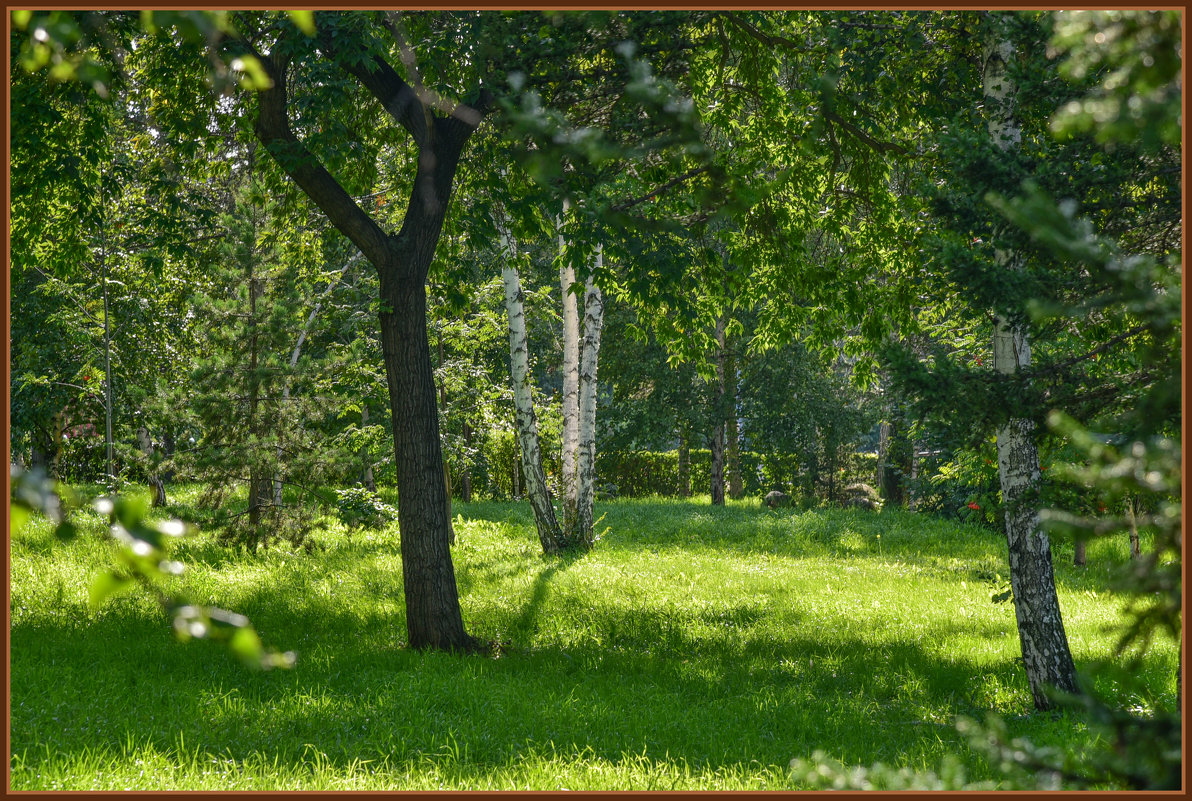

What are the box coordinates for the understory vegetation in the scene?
[10,489,1175,791]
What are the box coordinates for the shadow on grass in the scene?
[11,552,1047,787]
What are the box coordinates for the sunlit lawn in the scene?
[9,489,1176,790]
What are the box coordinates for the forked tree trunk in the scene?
[500,251,564,553]
[253,34,487,651]
[985,22,1079,708]
[574,258,604,545]
[558,199,581,533]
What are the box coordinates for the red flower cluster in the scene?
[967,502,980,511]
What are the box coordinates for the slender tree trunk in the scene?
[460,420,473,502]
[677,427,691,498]
[360,404,376,492]
[246,259,264,551]
[725,346,743,500]
[876,418,890,492]
[275,254,360,504]
[558,199,581,531]
[1073,539,1087,566]
[100,235,114,490]
[137,426,166,507]
[436,328,455,545]
[500,254,563,552]
[573,258,604,546]
[1127,496,1141,558]
[986,22,1079,709]
[710,316,727,506]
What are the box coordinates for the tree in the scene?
[981,13,1080,706]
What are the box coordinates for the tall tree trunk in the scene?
[573,258,604,546]
[1073,539,1087,566]
[986,22,1079,708]
[710,315,727,505]
[725,346,743,500]
[380,273,472,650]
[501,254,564,552]
[558,199,581,532]
[677,427,691,498]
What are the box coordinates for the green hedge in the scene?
[597,449,877,500]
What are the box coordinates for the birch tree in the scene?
[498,212,565,552]
[982,16,1079,708]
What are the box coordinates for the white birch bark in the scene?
[985,20,1078,709]
[499,220,563,552]
[574,246,605,544]
[557,199,581,530]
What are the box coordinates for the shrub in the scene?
[334,487,397,530]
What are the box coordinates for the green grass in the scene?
[9,489,1178,790]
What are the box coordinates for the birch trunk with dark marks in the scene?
[500,233,564,553]
[985,22,1079,708]
[252,26,489,651]
[574,252,604,545]
[558,199,581,533]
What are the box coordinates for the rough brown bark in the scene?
[250,27,489,652]
[380,274,473,650]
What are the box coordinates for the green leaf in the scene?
[89,571,135,609]
[286,10,316,36]
[229,625,265,667]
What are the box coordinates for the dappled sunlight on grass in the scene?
[10,494,1176,790]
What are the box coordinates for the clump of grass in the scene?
[9,490,1177,790]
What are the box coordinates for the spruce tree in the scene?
[180,174,345,550]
